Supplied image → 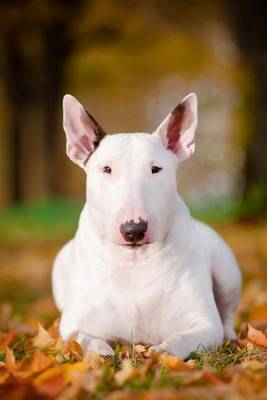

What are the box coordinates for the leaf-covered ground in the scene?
[0,215,267,399]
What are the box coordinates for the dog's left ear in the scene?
[63,94,106,168]
[153,93,198,161]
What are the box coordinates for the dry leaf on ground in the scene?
[247,324,267,348]
[32,323,55,349]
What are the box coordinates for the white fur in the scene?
[52,94,241,359]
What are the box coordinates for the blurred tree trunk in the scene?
[42,18,75,196]
[1,0,85,204]
[3,29,25,202]
[3,27,47,202]
[224,0,267,213]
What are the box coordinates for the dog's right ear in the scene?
[63,94,106,168]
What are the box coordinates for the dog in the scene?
[52,93,241,358]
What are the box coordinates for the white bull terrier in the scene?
[52,93,241,359]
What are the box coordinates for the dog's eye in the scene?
[103,165,112,174]
[151,166,162,174]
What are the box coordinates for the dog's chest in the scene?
[73,244,211,345]
[75,261,204,346]
[75,270,174,344]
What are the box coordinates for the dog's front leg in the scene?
[149,324,224,359]
[76,332,115,356]
[60,311,114,356]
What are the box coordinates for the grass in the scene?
[1,191,266,246]
[113,344,122,371]
[188,341,263,372]
[0,198,82,245]
[0,197,244,246]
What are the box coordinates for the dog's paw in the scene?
[148,343,168,354]
[223,324,237,341]
[149,340,187,359]
[77,334,115,356]
[87,339,115,356]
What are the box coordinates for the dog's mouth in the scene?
[116,242,150,249]
[125,243,143,248]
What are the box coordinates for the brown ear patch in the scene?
[80,110,106,165]
[85,110,106,146]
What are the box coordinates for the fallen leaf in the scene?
[4,347,18,370]
[160,353,190,371]
[33,361,89,388]
[247,324,267,348]
[186,359,197,369]
[32,323,55,349]
[0,331,15,348]
[134,344,146,354]
[33,365,63,386]
[64,362,89,383]
[34,372,66,398]
[176,370,205,385]
[13,351,53,379]
[250,319,267,333]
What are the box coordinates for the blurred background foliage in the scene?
[0,0,267,243]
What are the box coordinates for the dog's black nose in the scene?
[120,218,148,243]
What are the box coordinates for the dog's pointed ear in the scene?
[63,94,106,168]
[153,93,198,161]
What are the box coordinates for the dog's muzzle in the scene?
[120,218,148,244]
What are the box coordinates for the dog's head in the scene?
[63,93,197,247]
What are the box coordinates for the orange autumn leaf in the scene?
[160,353,191,371]
[34,362,89,387]
[52,337,83,363]
[33,365,64,386]
[250,319,267,333]
[63,362,90,383]
[28,351,53,374]
[13,351,53,379]
[34,373,66,398]
[0,331,15,348]
[247,324,267,348]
